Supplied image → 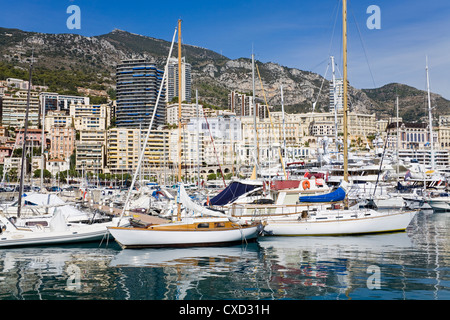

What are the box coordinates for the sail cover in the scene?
[178,184,226,217]
[209,181,261,206]
[299,186,346,203]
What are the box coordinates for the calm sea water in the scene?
[0,210,448,301]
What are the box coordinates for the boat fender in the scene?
[302,180,310,190]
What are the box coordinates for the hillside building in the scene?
[116,59,166,129]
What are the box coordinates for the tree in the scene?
[33,169,52,181]
[207,173,217,180]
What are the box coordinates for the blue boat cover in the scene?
[209,181,259,206]
[299,186,346,203]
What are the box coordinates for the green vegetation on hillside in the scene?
[0,61,112,96]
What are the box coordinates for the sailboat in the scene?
[423,58,450,211]
[258,0,418,236]
[107,20,262,248]
[0,54,128,248]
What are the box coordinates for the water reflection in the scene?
[0,243,120,299]
[110,243,265,300]
[0,211,448,300]
[258,232,415,299]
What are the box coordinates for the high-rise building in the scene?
[165,57,192,103]
[329,79,344,112]
[116,59,166,129]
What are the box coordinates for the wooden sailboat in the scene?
[107,20,262,249]
[258,0,418,236]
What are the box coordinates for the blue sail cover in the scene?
[209,181,259,206]
[299,186,346,203]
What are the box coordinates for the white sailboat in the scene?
[0,212,125,247]
[256,0,418,236]
[107,20,262,248]
[427,195,450,211]
[0,54,129,248]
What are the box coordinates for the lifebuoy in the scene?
[302,180,310,190]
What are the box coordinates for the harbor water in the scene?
[0,210,448,301]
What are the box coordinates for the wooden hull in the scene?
[263,209,418,236]
[108,219,261,249]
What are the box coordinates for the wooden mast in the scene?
[342,0,349,183]
[177,19,182,221]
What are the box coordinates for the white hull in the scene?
[263,209,417,236]
[403,197,431,210]
[0,217,123,248]
[108,220,260,249]
[428,198,450,211]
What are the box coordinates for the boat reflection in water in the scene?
[109,244,263,300]
[258,232,415,299]
[0,211,447,300]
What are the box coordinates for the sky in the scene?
[1,0,450,100]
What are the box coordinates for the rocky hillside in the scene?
[0,27,448,121]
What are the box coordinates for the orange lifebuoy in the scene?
[302,180,310,190]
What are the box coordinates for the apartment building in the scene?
[47,158,70,177]
[239,114,303,164]
[44,111,73,128]
[228,91,271,119]
[297,111,377,141]
[386,122,437,150]
[438,115,450,150]
[438,126,450,150]
[166,103,204,125]
[75,130,106,174]
[106,128,170,175]
[48,127,76,160]
[165,57,192,103]
[329,78,344,112]
[187,115,241,141]
[116,59,166,129]
[0,146,12,164]
[69,103,110,131]
[15,128,45,148]
[40,92,90,114]
[0,91,40,128]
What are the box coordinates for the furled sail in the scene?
[178,183,227,218]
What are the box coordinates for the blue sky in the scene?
[1,0,450,100]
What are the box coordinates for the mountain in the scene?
[0,27,448,121]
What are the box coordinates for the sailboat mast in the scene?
[177,19,183,221]
[426,57,435,170]
[17,52,34,218]
[342,0,349,183]
[396,96,400,179]
[281,85,286,160]
[41,99,45,190]
[252,52,259,177]
[196,89,200,188]
[331,56,339,154]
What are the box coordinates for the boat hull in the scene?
[0,222,114,248]
[263,210,418,236]
[108,223,260,249]
[428,198,450,211]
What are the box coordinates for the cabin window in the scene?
[25,221,49,227]
[214,222,225,228]
[197,223,210,229]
